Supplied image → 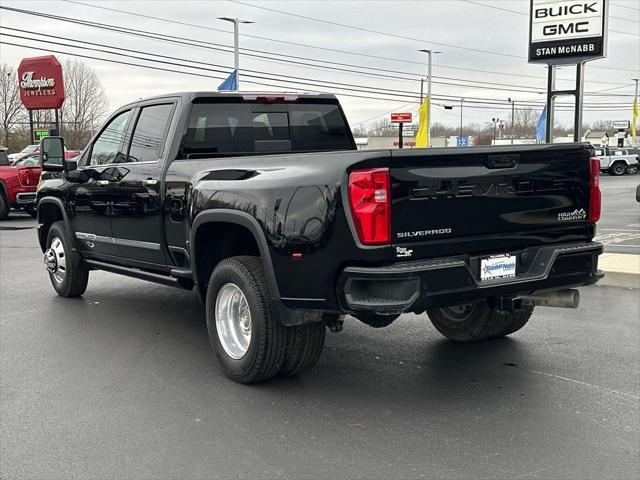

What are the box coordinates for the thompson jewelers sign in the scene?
[529,0,609,64]
[18,55,65,109]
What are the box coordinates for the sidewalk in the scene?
[598,253,640,289]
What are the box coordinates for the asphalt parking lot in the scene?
[1,177,639,479]
[595,174,640,255]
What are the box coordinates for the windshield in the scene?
[181,100,354,158]
[15,155,39,166]
[21,145,39,154]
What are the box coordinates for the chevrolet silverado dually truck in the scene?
[36,92,603,383]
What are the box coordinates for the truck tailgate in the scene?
[390,144,593,251]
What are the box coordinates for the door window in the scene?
[126,104,174,163]
[88,110,131,166]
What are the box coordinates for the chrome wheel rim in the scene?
[215,283,252,359]
[46,237,66,284]
[441,304,474,322]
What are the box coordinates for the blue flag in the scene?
[218,70,237,91]
[536,105,547,143]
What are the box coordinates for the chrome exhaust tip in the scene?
[518,289,580,309]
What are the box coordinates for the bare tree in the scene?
[367,117,394,136]
[511,107,540,138]
[586,120,614,132]
[0,63,26,148]
[60,59,108,149]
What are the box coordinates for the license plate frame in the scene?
[480,254,517,281]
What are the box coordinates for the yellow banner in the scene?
[633,99,638,140]
[416,98,429,148]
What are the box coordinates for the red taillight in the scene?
[348,167,391,245]
[589,157,601,223]
[18,169,31,186]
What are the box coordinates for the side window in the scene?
[126,104,174,163]
[88,110,131,166]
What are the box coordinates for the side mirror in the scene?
[40,136,65,172]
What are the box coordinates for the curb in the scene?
[598,253,640,289]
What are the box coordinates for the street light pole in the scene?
[508,97,515,145]
[459,98,464,139]
[633,78,639,143]
[492,117,500,144]
[419,49,441,147]
[218,17,254,90]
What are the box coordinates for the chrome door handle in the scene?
[95,180,110,185]
[142,179,158,186]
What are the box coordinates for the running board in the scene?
[85,259,191,289]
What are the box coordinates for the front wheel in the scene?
[0,194,9,220]
[426,301,533,342]
[45,221,89,297]
[206,256,288,384]
[609,162,626,176]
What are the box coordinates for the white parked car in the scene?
[594,147,639,175]
[7,144,39,163]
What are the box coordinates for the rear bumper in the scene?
[337,241,603,314]
[16,192,37,205]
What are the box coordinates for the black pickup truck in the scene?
[37,91,603,383]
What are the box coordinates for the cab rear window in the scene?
[181,101,354,157]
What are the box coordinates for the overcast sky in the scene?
[1,0,639,131]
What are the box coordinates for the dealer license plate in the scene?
[480,254,517,281]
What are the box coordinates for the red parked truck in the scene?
[0,151,41,219]
[0,147,81,220]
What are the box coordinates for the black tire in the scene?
[625,165,638,175]
[45,221,89,297]
[278,323,325,377]
[0,193,9,220]
[492,305,534,337]
[609,162,626,176]
[206,256,287,384]
[24,205,37,218]
[426,301,533,342]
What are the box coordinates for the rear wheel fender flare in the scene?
[191,209,281,301]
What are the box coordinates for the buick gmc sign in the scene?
[529,0,608,64]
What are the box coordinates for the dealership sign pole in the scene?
[529,0,609,143]
[17,55,65,143]
[391,112,412,149]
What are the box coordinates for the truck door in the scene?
[69,108,133,257]
[108,102,176,265]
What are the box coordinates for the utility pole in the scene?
[508,97,515,145]
[418,49,441,147]
[218,17,254,90]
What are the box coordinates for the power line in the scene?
[0,30,539,102]
[0,8,570,97]
[6,26,630,101]
[4,28,631,110]
[1,5,632,100]
[230,0,640,62]
[33,3,633,84]
[611,2,640,12]
[3,26,551,95]
[2,38,631,115]
[461,0,640,30]
[229,0,523,59]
